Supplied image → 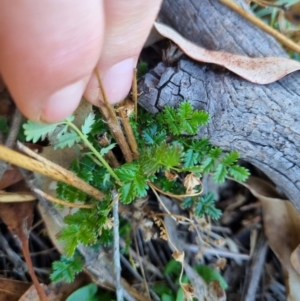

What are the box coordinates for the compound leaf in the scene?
[81,112,95,137]
[23,120,59,143]
[228,165,250,182]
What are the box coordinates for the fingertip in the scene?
[84,58,136,105]
[40,78,87,123]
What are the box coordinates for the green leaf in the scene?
[100,143,116,156]
[201,192,215,204]
[184,149,199,168]
[66,283,99,301]
[98,228,113,246]
[180,119,198,135]
[182,197,194,209]
[228,165,250,182]
[23,120,59,143]
[115,162,139,182]
[59,224,97,257]
[194,265,228,290]
[164,259,182,276]
[163,143,183,168]
[178,101,192,120]
[191,110,210,126]
[0,117,9,135]
[195,193,221,219]
[142,125,166,145]
[213,164,227,183]
[209,147,222,159]
[201,157,215,173]
[81,112,95,137]
[137,61,148,78]
[54,130,80,149]
[206,206,222,220]
[134,174,148,197]
[50,255,83,283]
[222,151,239,166]
[162,294,175,301]
[119,182,136,204]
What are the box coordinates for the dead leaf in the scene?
[154,22,300,84]
[172,250,184,263]
[0,202,48,301]
[19,284,62,301]
[239,176,300,301]
[181,283,195,301]
[0,278,31,301]
[0,166,23,190]
[183,173,201,194]
[290,245,300,275]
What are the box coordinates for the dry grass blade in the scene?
[0,144,104,201]
[219,0,300,54]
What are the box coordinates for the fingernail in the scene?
[101,58,136,104]
[41,79,86,123]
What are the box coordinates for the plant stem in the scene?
[95,69,133,163]
[65,121,121,183]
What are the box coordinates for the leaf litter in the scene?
[154,22,300,84]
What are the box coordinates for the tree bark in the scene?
[139,0,300,211]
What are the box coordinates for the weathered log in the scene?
[139,0,300,211]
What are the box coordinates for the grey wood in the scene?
[139,0,300,210]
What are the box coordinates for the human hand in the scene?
[0,0,162,123]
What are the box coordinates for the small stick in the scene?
[0,108,23,180]
[118,104,139,158]
[219,0,300,54]
[241,232,268,301]
[33,188,96,209]
[95,69,133,162]
[0,144,104,201]
[113,193,124,301]
[97,133,120,168]
[133,227,151,299]
[132,68,138,121]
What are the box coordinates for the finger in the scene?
[0,0,104,122]
[84,0,162,105]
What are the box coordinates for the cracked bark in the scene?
[139,0,300,211]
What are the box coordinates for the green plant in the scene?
[24,100,249,282]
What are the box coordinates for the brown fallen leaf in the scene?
[154,22,300,84]
[0,202,48,301]
[239,176,300,301]
[0,278,31,301]
[18,284,61,301]
[0,166,23,190]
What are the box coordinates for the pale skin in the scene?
[0,0,162,123]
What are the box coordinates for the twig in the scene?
[132,68,138,121]
[120,255,161,301]
[241,232,268,301]
[186,244,250,260]
[5,108,22,149]
[0,231,28,280]
[118,104,139,159]
[113,193,123,301]
[133,227,151,299]
[0,108,23,180]
[33,188,96,209]
[219,0,300,54]
[95,69,133,162]
[0,143,104,201]
[119,239,164,278]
